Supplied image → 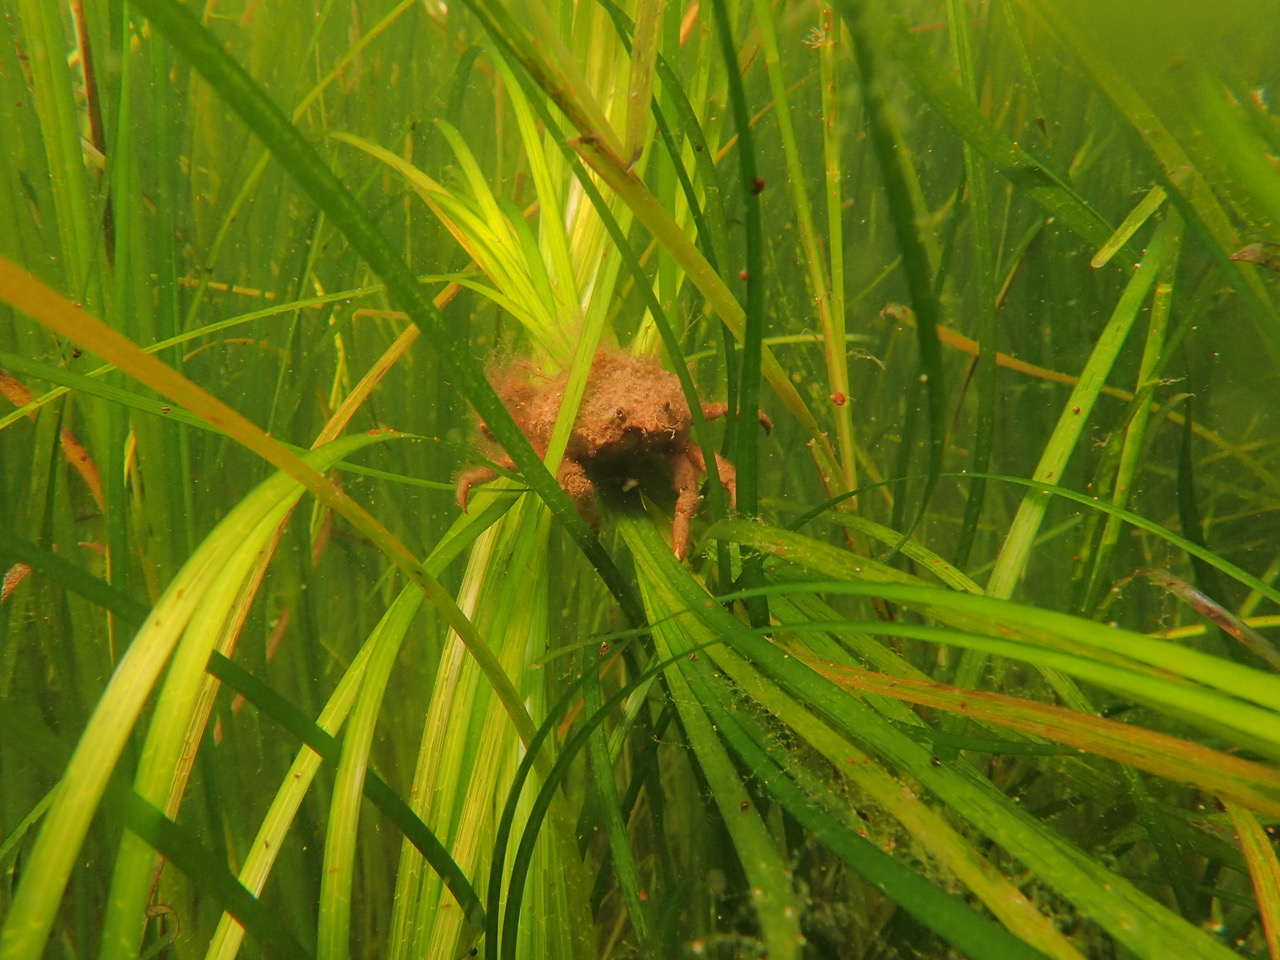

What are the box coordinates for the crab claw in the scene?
[456,466,498,513]
[701,402,772,435]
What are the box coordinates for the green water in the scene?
[3,1,1280,958]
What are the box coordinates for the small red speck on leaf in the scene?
[740,800,751,811]
[738,269,749,281]
[751,176,766,194]
[830,391,846,406]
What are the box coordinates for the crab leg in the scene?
[685,444,739,510]
[668,450,701,560]
[700,402,773,435]
[456,467,497,513]
[457,455,519,513]
[557,459,599,530]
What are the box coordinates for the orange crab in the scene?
[457,348,771,559]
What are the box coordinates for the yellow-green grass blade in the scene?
[803,655,1280,818]
[122,0,642,629]
[2,432,385,960]
[621,503,1068,960]
[0,176,558,782]
[490,53,581,323]
[203,638,376,960]
[1091,184,1168,269]
[391,498,590,960]
[709,643,1088,960]
[1082,220,1181,613]
[681,529,1251,959]
[329,130,563,353]
[623,522,802,960]
[317,586,423,960]
[829,0,1116,254]
[984,213,1176,601]
[0,701,310,960]
[1225,801,1280,959]
[202,505,516,959]
[715,522,1280,726]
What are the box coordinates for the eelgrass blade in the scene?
[2,434,387,960]
[707,654,1078,960]
[15,0,101,311]
[317,587,422,960]
[802,656,1280,818]
[487,645,681,960]
[581,663,657,956]
[689,528,1256,960]
[708,0,767,625]
[0,526,151,626]
[840,0,948,543]
[620,521,803,960]
[944,0,999,569]
[957,472,1280,610]
[621,504,1060,959]
[1224,801,1280,959]
[122,0,643,628]
[980,213,1175,607]
[0,703,311,960]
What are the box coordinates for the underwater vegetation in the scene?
[2,0,1280,958]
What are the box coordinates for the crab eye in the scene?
[614,408,628,421]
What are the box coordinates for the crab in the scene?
[456,348,771,559]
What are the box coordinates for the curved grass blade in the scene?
[700,663,1069,960]
[679,532,1253,960]
[121,0,643,629]
[1224,801,1280,958]
[488,649,682,960]
[317,588,422,960]
[0,684,314,960]
[0,198,555,812]
[829,0,1116,253]
[619,526,804,960]
[955,472,1280,609]
[840,0,947,544]
[981,212,1176,607]
[711,521,1280,726]
[622,504,1066,960]
[19,434,387,960]
[805,656,1280,817]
